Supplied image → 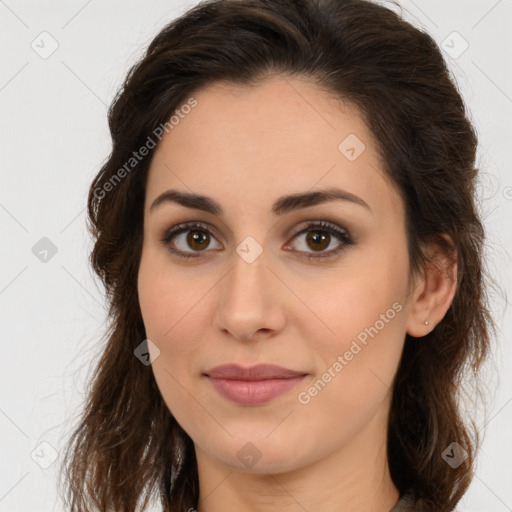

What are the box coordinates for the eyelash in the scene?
[158,220,354,261]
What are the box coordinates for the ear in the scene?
[406,235,457,338]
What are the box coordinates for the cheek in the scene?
[138,252,206,420]
[294,284,406,444]
[137,247,216,383]
[138,246,203,340]
[296,264,406,354]
[294,244,409,401]
[298,287,405,411]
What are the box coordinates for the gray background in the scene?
[1,0,511,510]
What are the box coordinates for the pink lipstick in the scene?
[204,363,307,406]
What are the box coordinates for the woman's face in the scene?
[138,76,418,476]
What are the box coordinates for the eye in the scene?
[159,222,222,259]
[159,220,354,261]
[284,220,354,260]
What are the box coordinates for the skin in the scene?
[137,76,456,512]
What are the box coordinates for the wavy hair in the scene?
[58,0,496,510]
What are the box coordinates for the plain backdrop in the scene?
[1,1,511,511]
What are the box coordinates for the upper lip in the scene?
[204,364,307,381]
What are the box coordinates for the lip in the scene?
[204,364,308,406]
[205,363,307,380]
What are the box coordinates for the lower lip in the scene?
[206,376,306,406]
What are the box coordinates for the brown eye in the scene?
[285,221,354,260]
[187,230,210,251]
[160,222,222,259]
[305,230,331,252]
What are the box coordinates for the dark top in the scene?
[388,489,418,511]
[388,489,461,512]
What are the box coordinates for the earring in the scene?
[424,320,430,326]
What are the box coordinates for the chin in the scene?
[202,434,310,475]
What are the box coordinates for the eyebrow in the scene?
[149,187,371,216]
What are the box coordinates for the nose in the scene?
[213,248,287,341]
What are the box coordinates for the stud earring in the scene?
[424,320,430,326]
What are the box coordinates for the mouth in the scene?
[203,363,308,406]
[205,375,307,406]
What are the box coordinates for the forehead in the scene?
[145,76,402,222]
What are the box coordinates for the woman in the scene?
[58,0,495,510]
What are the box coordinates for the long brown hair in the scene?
[58,0,496,510]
